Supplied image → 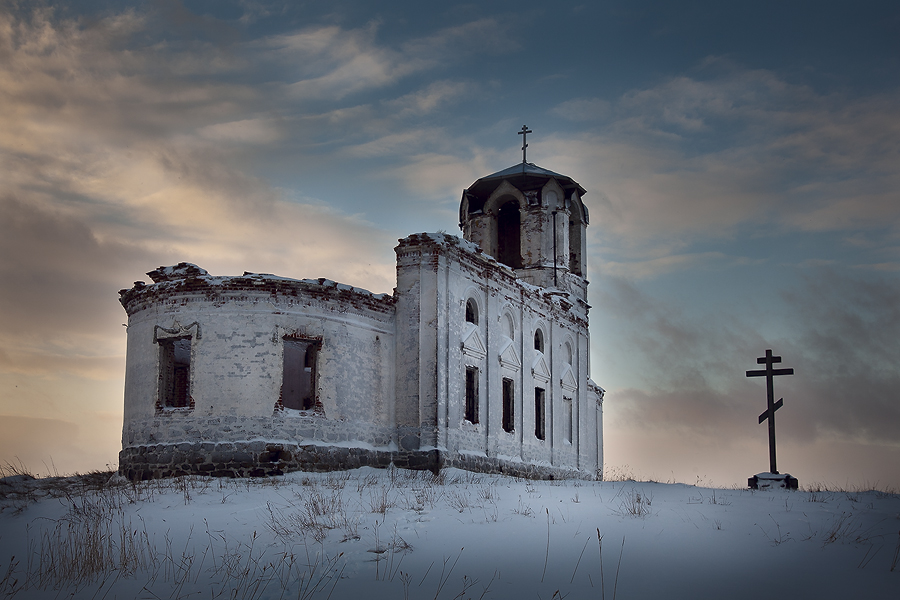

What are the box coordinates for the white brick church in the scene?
[118,159,605,480]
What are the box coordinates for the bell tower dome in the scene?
[459,140,589,301]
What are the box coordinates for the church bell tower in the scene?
[459,130,589,302]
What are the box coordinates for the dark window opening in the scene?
[497,200,522,269]
[465,298,478,324]
[282,338,320,411]
[534,387,546,440]
[564,397,573,443]
[159,337,192,409]
[534,329,544,353]
[502,378,515,433]
[465,366,479,424]
[569,218,583,276]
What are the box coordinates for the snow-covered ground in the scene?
[1,467,897,599]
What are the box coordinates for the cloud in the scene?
[548,63,900,251]
[386,80,475,116]
[553,97,611,122]
[152,0,241,47]
[0,195,147,374]
[594,268,900,470]
[0,8,255,143]
[0,413,122,476]
[780,269,900,445]
[400,17,519,62]
[0,7,398,384]
[0,416,81,472]
[271,17,513,102]
[391,152,494,200]
[0,348,124,381]
[280,25,408,100]
[198,118,283,144]
[344,128,440,158]
[597,251,763,279]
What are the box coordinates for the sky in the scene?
[1,0,898,488]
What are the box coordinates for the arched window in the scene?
[497,200,522,269]
[569,211,584,276]
[565,342,573,365]
[534,329,544,353]
[465,366,479,424]
[503,312,515,339]
[534,387,546,440]
[502,378,514,433]
[465,298,478,325]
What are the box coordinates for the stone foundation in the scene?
[444,453,598,481]
[119,441,439,480]
[118,442,597,481]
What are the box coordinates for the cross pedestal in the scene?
[748,472,799,490]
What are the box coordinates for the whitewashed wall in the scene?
[119,270,397,478]
[395,234,602,478]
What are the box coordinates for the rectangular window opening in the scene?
[465,366,479,424]
[563,397,573,443]
[282,338,321,411]
[534,387,545,440]
[159,337,192,409]
[502,378,515,433]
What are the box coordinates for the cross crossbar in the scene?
[747,367,794,378]
[759,397,784,424]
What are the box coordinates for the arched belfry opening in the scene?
[497,200,522,269]
[568,208,584,277]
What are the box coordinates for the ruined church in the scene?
[118,157,605,480]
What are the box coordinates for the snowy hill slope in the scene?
[1,467,897,599]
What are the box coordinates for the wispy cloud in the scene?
[267,17,513,102]
[552,97,611,122]
[400,17,519,62]
[386,80,475,116]
[597,251,763,279]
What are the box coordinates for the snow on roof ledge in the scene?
[147,263,209,283]
[134,263,390,300]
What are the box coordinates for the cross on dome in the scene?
[518,125,532,163]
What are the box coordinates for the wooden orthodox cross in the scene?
[746,349,794,474]
[518,125,532,162]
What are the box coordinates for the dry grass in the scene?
[614,488,652,518]
[265,486,359,543]
[0,466,513,599]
